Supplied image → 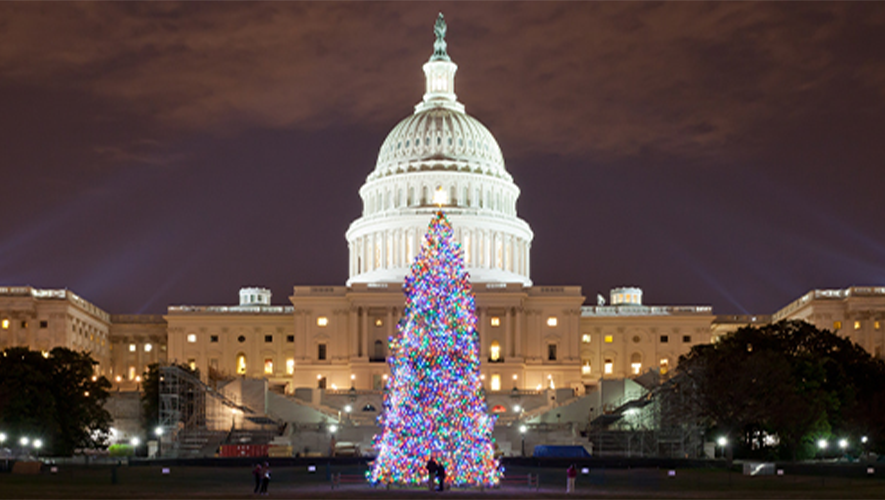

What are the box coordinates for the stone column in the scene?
[361,308,369,359]
[515,306,524,360]
[505,308,514,358]
[349,307,358,360]
[386,308,394,346]
[302,311,311,361]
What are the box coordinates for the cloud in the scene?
[1,2,884,163]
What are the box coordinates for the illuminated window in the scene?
[375,318,383,327]
[264,359,274,375]
[631,353,642,375]
[660,359,670,375]
[490,341,501,361]
[582,361,591,375]
[188,359,196,371]
[286,358,295,375]
[876,321,881,330]
[490,317,501,327]
[129,344,136,352]
[854,321,861,330]
[318,343,327,360]
[187,334,197,343]
[604,335,613,343]
[604,359,613,375]
[144,343,152,352]
[1,319,8,329]
[491,374,501,391]
[128,366,136,380]
[582,334,591,343]
[547,317,558,327]
[236,354,247,375]
[834,321,842,331]
[547,344,557,361]
[317,316,328,327]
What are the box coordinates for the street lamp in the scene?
[839,439,848,450]
[0,432,6,445]
[717,436,728,458]
[519,425,527,457]
[33,439,42,450]
[155,427,164,457]
[817,439,828,460]
[20,437,29,447]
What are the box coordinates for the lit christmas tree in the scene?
[369,210,500,488]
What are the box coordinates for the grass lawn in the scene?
[0,464,883,499]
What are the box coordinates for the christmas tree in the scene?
[369,211,500,487]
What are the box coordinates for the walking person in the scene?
[259,461,271,495]
[566,463,577,493]
[426,456,439,491]
[436,462,446,491]
[252,463,263,494]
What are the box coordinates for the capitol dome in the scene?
[369,107,510,183]
[346,14,533,286]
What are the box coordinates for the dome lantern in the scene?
[416,13,464,114]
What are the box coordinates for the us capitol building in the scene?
[3,15,884,455]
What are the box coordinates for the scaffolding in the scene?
[587,375,703,458]
[158,365,263,457]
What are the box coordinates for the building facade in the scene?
[2,17,884,436]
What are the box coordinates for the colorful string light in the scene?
[369,211,500,487]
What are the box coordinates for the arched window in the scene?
[374,340,384,361]
[236,353,247,375]
[490,340,501,362]
[631,352,642,375]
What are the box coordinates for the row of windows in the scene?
[186,334,296,344]
[580,358,672,376]
[226,355,296,376]
[581,334,693,344]
[1,319,49,329]
[834,320,882,331]
[488,316,558,327]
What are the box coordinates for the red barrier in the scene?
[219,444,270,457]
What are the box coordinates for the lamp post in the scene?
[519,425,527,457]
[329,424,338,457]
[19,437,29,457]
[817,438,828,460]
[716,436,728,459]
[155,426,164,458]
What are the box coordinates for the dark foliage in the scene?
[0,347,112,456]
[678,320,885,459]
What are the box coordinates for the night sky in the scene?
[2,2,885,316]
